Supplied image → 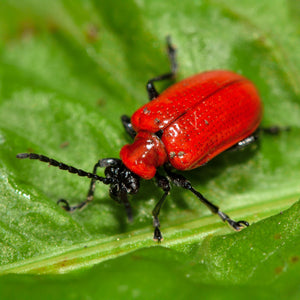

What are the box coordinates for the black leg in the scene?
[120,188,133,222]
[227,133,259,152]
[152,172,171,241]
[57,160,104,212]
[228,125,290,152]
[58,158,121,212]
[260,125,290,135]
[146,36,177,101]
[164,167,249,231]
[121,115,136,139]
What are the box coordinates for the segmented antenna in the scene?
[16,153,112,184]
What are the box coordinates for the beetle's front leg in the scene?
[57,160,103,212]
[58,158,119,212]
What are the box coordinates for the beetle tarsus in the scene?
[153,226,163,242]
[218,211,249,231]
[153,213,163,242]
[57,199,72,211]
[57,199,88,212]
[228,220,249,231]
[153,215,163,242]
[236,220,249,228]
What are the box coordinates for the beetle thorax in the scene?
[120,131,167,180]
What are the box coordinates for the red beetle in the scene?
[17,37,265,241]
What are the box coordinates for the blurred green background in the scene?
[0,0,299,299]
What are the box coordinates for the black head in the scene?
[100,158,140,221]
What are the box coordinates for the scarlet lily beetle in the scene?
[17,37,279,241]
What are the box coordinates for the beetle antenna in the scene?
[16,153,112,184]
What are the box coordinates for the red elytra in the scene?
[120,70,262,180]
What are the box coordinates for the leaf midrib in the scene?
[0,194,297,275]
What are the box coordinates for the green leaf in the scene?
[0,201,299,299]
[0,0,300,298]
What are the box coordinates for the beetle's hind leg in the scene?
[146,36,177,101]
[228,126,290,152]
[164,166,249,231]
[260,126,290,135]
[227,132,259,152]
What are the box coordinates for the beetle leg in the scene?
[57,159,118,212]
[146,36,177,101]
[152,172,171,242]
[227,133,259,151]
[260,125,290,135]
[164,168,249,231]
[120,188,133,222]
[121,115,136,139]
[228,125,290,152]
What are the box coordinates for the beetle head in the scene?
[101,158,140,221]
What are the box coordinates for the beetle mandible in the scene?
[18,37,274,241]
